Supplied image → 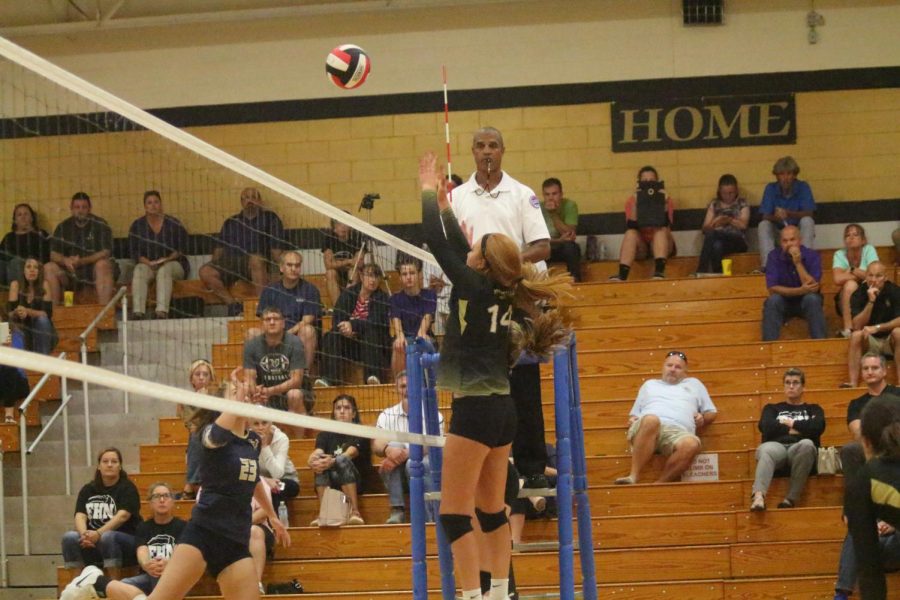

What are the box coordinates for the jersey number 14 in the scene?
[487,304,512,334]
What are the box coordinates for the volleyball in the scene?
[326,44,371,89]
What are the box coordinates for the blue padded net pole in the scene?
[406,342,429,600]
[567,335,597,599]
[552,343,576,600]
[420,350,456,600]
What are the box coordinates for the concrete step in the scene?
[47,389,177,418]
[15,437,149,468]
[1,464,95,497]
[0,586,56,600]
[6,553,61,588]
[33,411,172,444]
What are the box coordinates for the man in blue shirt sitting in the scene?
[757,156,816,272]
[256,250,322,377]
[762,225,826,341]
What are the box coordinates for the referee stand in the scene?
[406,335,597,600]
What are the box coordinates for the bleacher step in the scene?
[6,553,61,587]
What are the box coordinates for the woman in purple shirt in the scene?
[128,191,190,319]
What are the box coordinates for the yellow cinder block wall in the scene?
[0,87,897,236]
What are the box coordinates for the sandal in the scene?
[750,492,766,512]
[348,512,365,525]
[777,498,795,509]
[3,416,15,424]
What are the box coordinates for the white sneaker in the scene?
[313,378,330,388]
[60,565,103,600]
[366,375,381,385]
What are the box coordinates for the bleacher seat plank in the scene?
[565,276,766,306]
[565,297,765,327]
[542,367,767,398]
[739,477,844,509]
[597,511,736,549]
[547,344,770,377]
[736,506,843,543]
[593,450,752,482]
[768,339,850,367]
[573,321,764,352]
[53,304,116,330]
[0,426,19,451]
[729,540,841,578]
[722,576,845,599]
[26,372,61,401]
[582,421,756,455]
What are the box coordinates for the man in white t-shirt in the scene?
[372,372,444,524]
[614,352,717,484]
[449,126,553,491]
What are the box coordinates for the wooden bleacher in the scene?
[50,245,900,598]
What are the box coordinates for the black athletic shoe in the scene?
[266,579,304,594]
[522,474,550,489]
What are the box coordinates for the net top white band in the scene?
[0,347,445,448]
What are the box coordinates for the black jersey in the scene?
[422,190,512,396]
[192,423,261,544]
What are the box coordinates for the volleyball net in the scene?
[0,34,443,418]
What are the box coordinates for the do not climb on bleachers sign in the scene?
[681,453,719,482]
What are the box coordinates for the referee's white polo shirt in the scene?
[449,171,550,270]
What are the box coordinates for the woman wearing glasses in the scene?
[750,368,825,511]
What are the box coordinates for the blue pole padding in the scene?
[415,340,456,600]
[406,344,428,600]
[567,335,597,600]
[553,344,576,600]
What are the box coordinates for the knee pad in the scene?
[439,513,473,544]
[475,508,508,533]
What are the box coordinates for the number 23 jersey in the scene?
[192,423,261,543]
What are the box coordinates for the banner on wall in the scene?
[611,93,795,152]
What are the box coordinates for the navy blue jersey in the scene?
[191,423,261,544]
[422,191,512,396]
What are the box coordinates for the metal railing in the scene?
[78,286,129,464]
[17,351,70,558]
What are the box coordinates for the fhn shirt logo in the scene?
[611,93,796,152]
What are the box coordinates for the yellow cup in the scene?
[721,259,733,276]
[63,291,75,307]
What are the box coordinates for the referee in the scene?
[450,126,552,489]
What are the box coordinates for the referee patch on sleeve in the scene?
[529,195,540,208]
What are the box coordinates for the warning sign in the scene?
[680,453,719,482]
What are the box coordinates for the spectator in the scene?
[179,359,219,500]
[0,203,49,286]
[199,187,285,316]
[61,482,187,600]
[761,225,826,341]
[608,166,676,281]
[250,418,301,518]
[243,307,306,437]
[390,257,436,376]
[9,257,58,354]
[308,394,366,526]
[757,156,815,271]
[372,372,443,524]
[255,250,321,373]
[540,177,582,282]
[843,393,900,600]
[840,353,900,479]
[614,351,717,484]
[128,191,189,320]
[321,216,366,308]
[421,245,451,335]
[833,224,879,338]
[749,368,824,511]
[0,325,29,423]
[316,263,390,387]
[45,192,116,305]
[844,262,900,388]
[893,227,900,265]
[695,174,749,275]
[61,447,141,570]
